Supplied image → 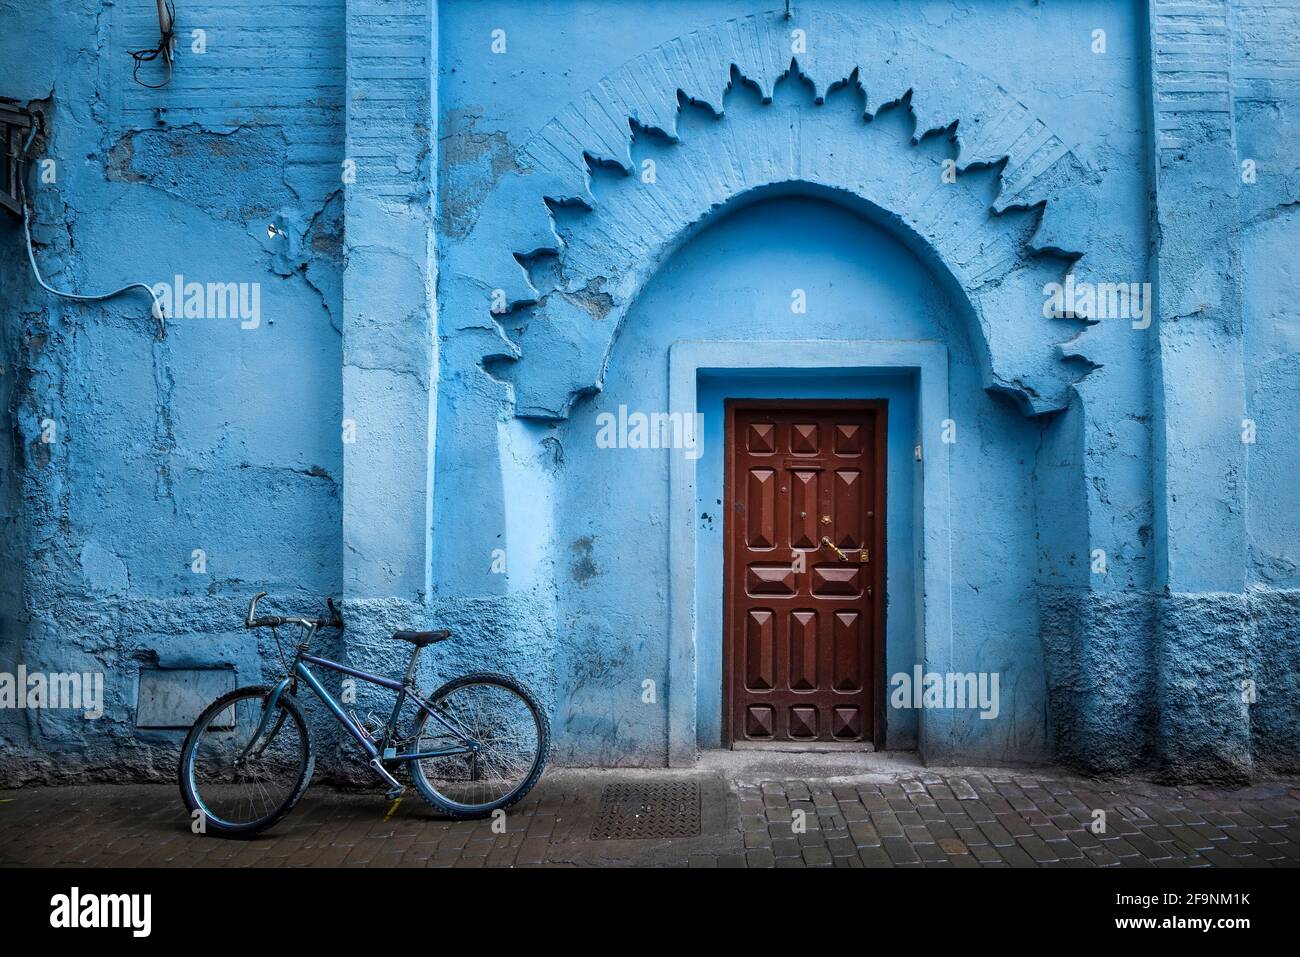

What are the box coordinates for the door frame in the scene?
[722,399,889,750]
[666,339,952,768]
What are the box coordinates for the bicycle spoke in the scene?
[185,691,309,829]
[415,680,542,810]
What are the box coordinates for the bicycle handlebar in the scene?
[245,592,344,631]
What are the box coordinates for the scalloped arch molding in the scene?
[460,8,1105,419]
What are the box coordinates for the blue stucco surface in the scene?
[1,1,1298,784]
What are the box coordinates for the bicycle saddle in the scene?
[392,628,453,647]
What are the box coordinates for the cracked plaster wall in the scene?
[0,0,347,782]
[0,1,1297,784]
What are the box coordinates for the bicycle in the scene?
[178,592,550,838]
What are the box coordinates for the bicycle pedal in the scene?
[384,794,404,816]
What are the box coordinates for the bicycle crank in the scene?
[368,757,406,800]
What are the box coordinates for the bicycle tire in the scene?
[407,672,550,819]
[178,684,314,838]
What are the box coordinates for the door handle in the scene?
[820,536,849,561]
[816,535,868,564]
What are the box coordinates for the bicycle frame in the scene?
[243,642,476,767]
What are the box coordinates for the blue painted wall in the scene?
[1,1,1297,784]
[1,0,349,780]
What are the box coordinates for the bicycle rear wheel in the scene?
[178,685,314,838]
[408,672,549,818]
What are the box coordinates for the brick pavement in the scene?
[2,767,1298,868]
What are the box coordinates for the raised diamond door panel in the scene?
[745,609,776,691]
[725,401,886,745]
[789,469,820,549]
[746,468,777,549]
[789,609,819,691]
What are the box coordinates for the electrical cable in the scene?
[128,0,176,90]
[18,116,167,338]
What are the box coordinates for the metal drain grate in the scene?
[591,782,701,840]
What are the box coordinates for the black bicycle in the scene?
[178,593,550,837]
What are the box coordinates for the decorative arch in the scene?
[458,9,1104,418]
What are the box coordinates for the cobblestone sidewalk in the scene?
[2,766,1298,868]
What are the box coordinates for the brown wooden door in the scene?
[725,401,886,746]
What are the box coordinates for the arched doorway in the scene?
[548,193,1047,765]
[438,17,1109,768]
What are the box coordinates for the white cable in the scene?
[18,119,167,338]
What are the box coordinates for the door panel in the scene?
[746,469,777,548]
[745,610,776,691]
[789,469,820,549]
[725,401,885,745]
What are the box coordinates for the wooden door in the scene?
[724,401,886,745]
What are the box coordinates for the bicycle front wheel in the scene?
[408,672,549,818]
[178,685,314,838]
